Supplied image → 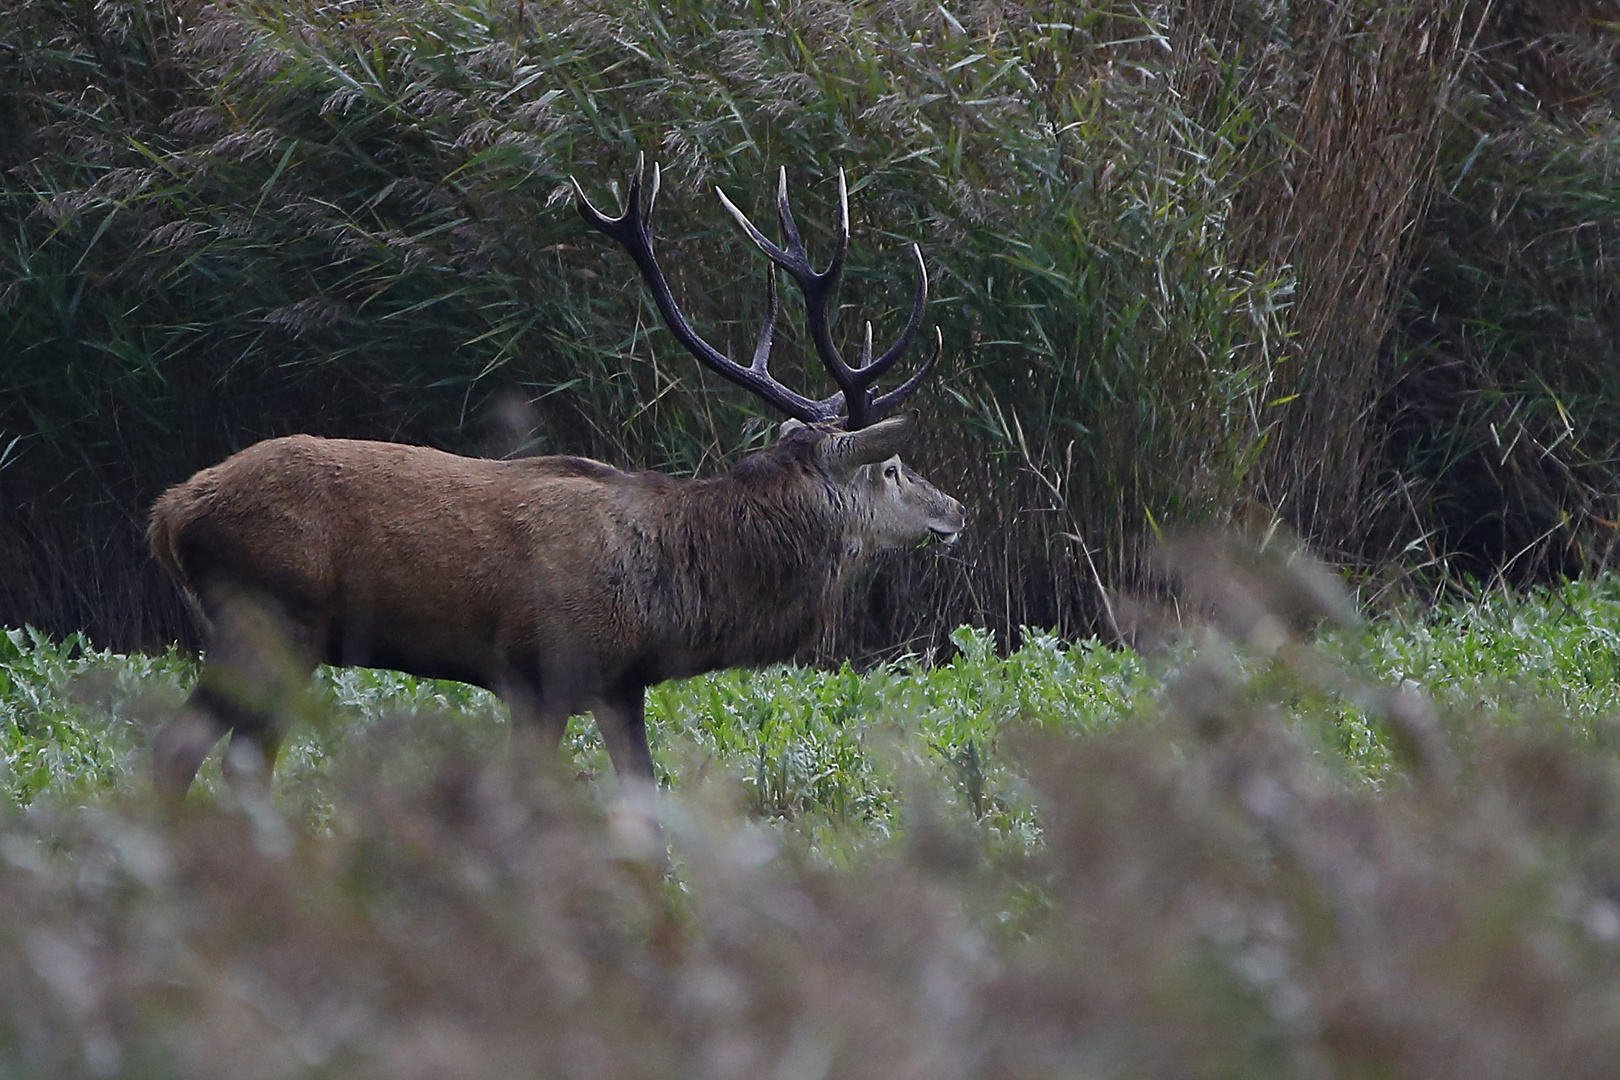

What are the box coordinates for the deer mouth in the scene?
[929,526,962,545]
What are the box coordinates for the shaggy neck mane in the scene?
[651,439,853,671]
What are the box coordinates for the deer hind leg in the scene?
[152,693,228,809]
[154,586,319,809]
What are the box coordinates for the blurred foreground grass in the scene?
[9,558,1620,1074]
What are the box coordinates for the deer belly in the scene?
[319,609,504,689]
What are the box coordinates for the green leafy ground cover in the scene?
[10,575,1620,840]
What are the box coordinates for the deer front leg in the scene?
[594,683,654,785]
[496,671,573,780]
[593,684,664,863]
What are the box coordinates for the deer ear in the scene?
[818,413,917,474]
[777,418,807,439]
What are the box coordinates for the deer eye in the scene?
[883,463,899,481]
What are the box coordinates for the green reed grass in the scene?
[2,0,1490,654]
[1383,9,1620,583]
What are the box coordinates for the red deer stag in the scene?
[148,155,964,807]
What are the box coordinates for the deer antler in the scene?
[573,155,940,430]
[572,154,840,424]
[716,167,938,430]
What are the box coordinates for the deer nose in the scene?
[930,497,967,543]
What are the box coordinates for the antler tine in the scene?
[716,177,800,276]
[747,268,847,415]
[573,155,838,424]
[870,326,943,416]
[773,167,804,257]
[571,152,645,235]
[827,167,850,281]
[848,242,928,386]
[749,265,780,369]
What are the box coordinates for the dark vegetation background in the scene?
[3,0,1619,654]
